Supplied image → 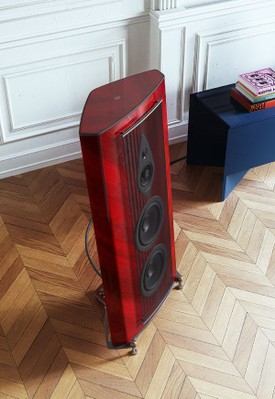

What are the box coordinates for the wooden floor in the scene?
[1,142,275,399]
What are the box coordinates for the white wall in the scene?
[1,0,275,177]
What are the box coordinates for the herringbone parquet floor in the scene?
[1,142,275,399]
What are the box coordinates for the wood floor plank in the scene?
[16,245,70,268]
[72,364,142,397]
[257,343,275,399]
[58,333,124,364]
[0,254,24,310]
[144,346,175,399]
[0,331,28,399]
[1,279,34,335]
[33,348,68,399]
[64,348,132,380]
[6,292,41,351]
[0,268,30,322]
[12,305,48,366]
[201,275,226,330]
[0,246,18,281]
[135,331,166,397]
[7,224,64,256]
[0,376,28,398]
[189,377,257,399]
[159,331,229,361]
[23,333,62,398]
[222,301,247,360]
[25,167,71,224]
[178,376,197,399]
[169,345,240,376]
[178,360,254,395]
[245,329,269,393]
[18,319,55,381]
[161,361,186,399]
[211,288,236,344]
[51,319,105,346]
[233,314,258,376]
[123,322,157,380]
[79,379,141,399]
[66,380,86,399]
[154,316,218,345]
[50,364,77,399]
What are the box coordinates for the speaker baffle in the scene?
[137,134,154,196]
[140,244,167,297]
[135,196,164,252]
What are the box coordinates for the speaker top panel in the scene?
[79,70,164,136]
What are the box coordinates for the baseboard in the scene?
[0,138,82,179]
[168,121,188,145]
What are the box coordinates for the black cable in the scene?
[85,218,102,278]
[169,155,187,165]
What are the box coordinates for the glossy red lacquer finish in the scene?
[79,70,176,346]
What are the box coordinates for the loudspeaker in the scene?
[79,70,177,348]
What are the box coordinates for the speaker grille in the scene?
[121,101,173,323]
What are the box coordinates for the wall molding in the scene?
[0,0,121,22]
[0,13,149,49]
[193,19,275,92]
[0,38,126,143]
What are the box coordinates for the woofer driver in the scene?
[140,244,167,297]
[135,196,164,251]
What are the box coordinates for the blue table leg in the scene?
[222,169,249,200]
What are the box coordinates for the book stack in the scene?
[231,67,275,112]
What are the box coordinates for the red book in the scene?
[230,87,275,112]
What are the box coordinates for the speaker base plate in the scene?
[94,284,138,355]
[94,273,183,355]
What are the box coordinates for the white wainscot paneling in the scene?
[0,39,126,144]
[160,27,186,141]
[149,22,186,142]
[194,21,275,92]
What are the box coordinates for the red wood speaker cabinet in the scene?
[79,70,179,349]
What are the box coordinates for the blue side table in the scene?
[187,84,275,200]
